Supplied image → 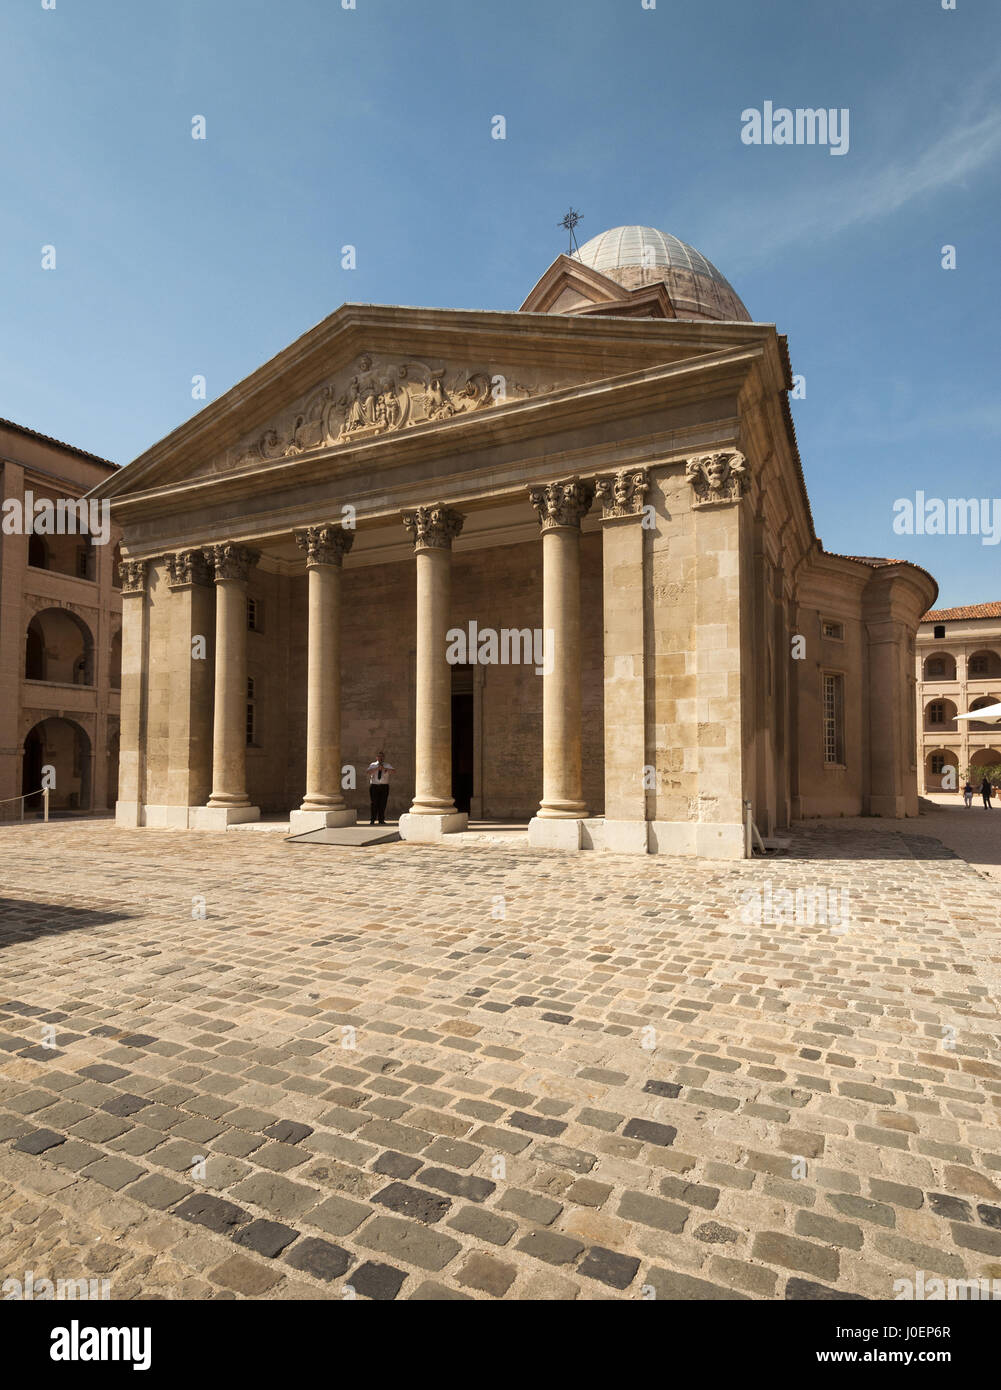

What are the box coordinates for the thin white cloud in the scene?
[708,107,1001,269]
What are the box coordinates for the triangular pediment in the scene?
[92,303,771,501]
[518,254,628,314]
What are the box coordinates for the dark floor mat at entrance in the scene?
[284,825,401,847]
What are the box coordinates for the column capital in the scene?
[594,468,649,520]
[685,450,749,508]
[166,549,212,590]
[294,524,355,568]
[529,477,594,532]
[119,559,148,595]
[205,542,260,583]
[402,503,465,551]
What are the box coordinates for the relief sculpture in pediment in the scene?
[235,353,518,467]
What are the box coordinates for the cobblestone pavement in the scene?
[1,819,999,1301]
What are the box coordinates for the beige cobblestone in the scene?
[1,814,999,1300]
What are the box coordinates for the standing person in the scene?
[963,781,974,808]
[367,750,395,826]
[981,776,993,809]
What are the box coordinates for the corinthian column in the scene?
[528,478,594,849]
[398,503,468,843]
[289,523,357,834]
[115,559,148,828]
[194,542,260,829]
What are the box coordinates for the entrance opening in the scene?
[451,664,474,814]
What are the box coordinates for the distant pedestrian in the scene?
[367,750,395,826]
[981,777,993,809]
[963,782,974,808]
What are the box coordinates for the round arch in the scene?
[21,716,93,812]
[967,649,1001,680]
[24,607,95,685]
[923,651,957,681]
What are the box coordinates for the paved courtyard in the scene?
[1,812,999,1301]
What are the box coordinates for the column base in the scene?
[528,816,584,850]
[145,804,196,830]
[398,812,467,842]
[115,800,144,828]
[581,818,650,854]
[289,808,357,834]
[189,805,261,831]
[648,820,745,860]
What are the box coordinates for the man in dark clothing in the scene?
[367,751,395,825]
[981,777,993,809]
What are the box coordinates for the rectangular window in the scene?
[929,701,945,724]
[246,677,256,746]
[931,754,946,775]
[821,619,844,641]
[247,597,262,632]
[969,655,988,676]
[823,673,845,765]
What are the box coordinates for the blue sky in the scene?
[1,0,998,606]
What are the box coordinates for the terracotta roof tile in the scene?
[0,416,118,469]
[922,602,1001,622]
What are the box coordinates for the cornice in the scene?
[102,345,762,527]
[89,306,778,502]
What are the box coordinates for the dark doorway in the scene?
[22,728,43,811]
[451,664,474,814]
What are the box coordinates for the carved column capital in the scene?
[166,549,212,590]
[685,450,749,507]
[594,468,649,519]
[294,524,355,568]
[528,477,595,532]
[204,543,260,583]
[402,503,465,551]
[119,559,148,595]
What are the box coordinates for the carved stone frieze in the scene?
[528,477,595,531]
[228,353,556,470]
[401,504,465,551]
[685,450,749,507]
[594,468,649,519]
[204,543,260,583]
[294,524,355,568]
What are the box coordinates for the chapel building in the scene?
[91,226,936,857]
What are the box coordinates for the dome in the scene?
[571,225,750,322]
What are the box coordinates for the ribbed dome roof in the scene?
[571,225,749,321]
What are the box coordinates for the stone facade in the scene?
[91,246,936,857]
[915,603,1001,791]
[0,421,121,819]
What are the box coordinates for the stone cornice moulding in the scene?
[102,346,766,523]
[91,307,780,500]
